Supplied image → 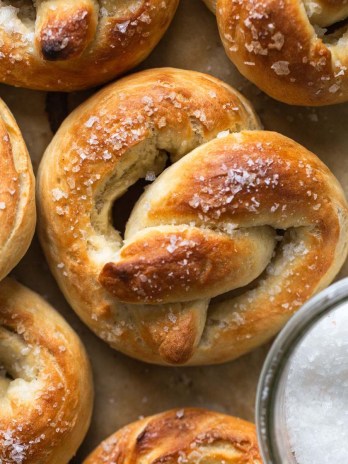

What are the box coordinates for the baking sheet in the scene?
[1,1,348,461]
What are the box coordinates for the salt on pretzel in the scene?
[206,0,348,105]
[84,408,261,464]
[0,278,93,464]
[38,68,348,366]
[0,98,35,282]
[0,0,178,90]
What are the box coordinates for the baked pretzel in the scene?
[84,408,261,463]
[0,98,35,282]
[207,0,348,105]
[0,0,178,91]
[37,68,348,366]
[0,278,93,464]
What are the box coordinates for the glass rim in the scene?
[255,277,348,463]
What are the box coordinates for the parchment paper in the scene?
[1,1,347,461]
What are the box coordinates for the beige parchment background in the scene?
[1,1,348,461]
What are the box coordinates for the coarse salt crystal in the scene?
[145,171,156,181]
[85,116,99,128]
[329,84,340,93]
[52,188,68,202]
[271,61,290,76]
[217,130,230,139]
[116,20,130,34]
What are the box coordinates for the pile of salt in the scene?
[285,302,348,464]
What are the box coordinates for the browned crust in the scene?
[132,302,209,364]
[216,0,348,105]
[99,227,275,304]
[38,6,98,61]
[0,278,93,464]
[0,99,35,282]
[83,408,262,463]
[155,310,202,363]
[0,118,20,250]
[0,0,179,91]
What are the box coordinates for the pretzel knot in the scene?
[38,68,348,366]
[0,0,178,90]
[207,0,348,105]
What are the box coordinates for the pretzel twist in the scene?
[84,408,261,464]
[0,279,93,464]
[38,68,348,366]
[0,98,35,282]
[208,0,348,105]
[0,0,178,90]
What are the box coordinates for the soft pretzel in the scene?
[83,408,261,463]
[37,68,348,366]
[0,278,93,464]
[209,0,348,105]
[0,98,35,282]
[0,0,178,91]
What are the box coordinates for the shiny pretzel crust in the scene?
[0,98,35,282]
[84,408,262,464]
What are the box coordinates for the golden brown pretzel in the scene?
[83,408,262,463]
[37,68,348,366]
[0,0,178,91]
[0,278,93,464]
[0,98,35,282]
[209,0,348,105]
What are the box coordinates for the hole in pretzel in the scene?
[306,7,348,44]
[112,177,149,237]
[112,154,171,237]
[0,365,14,381]
[0,359,19,397]
[322,16,348,44]
[0,325,37,389]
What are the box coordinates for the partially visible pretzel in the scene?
[0,98,35,282]
[0,0,178,91]
[84,408,261,464]
[38,68,348,366]
[207,0,348,105]
[0,278,93,464]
